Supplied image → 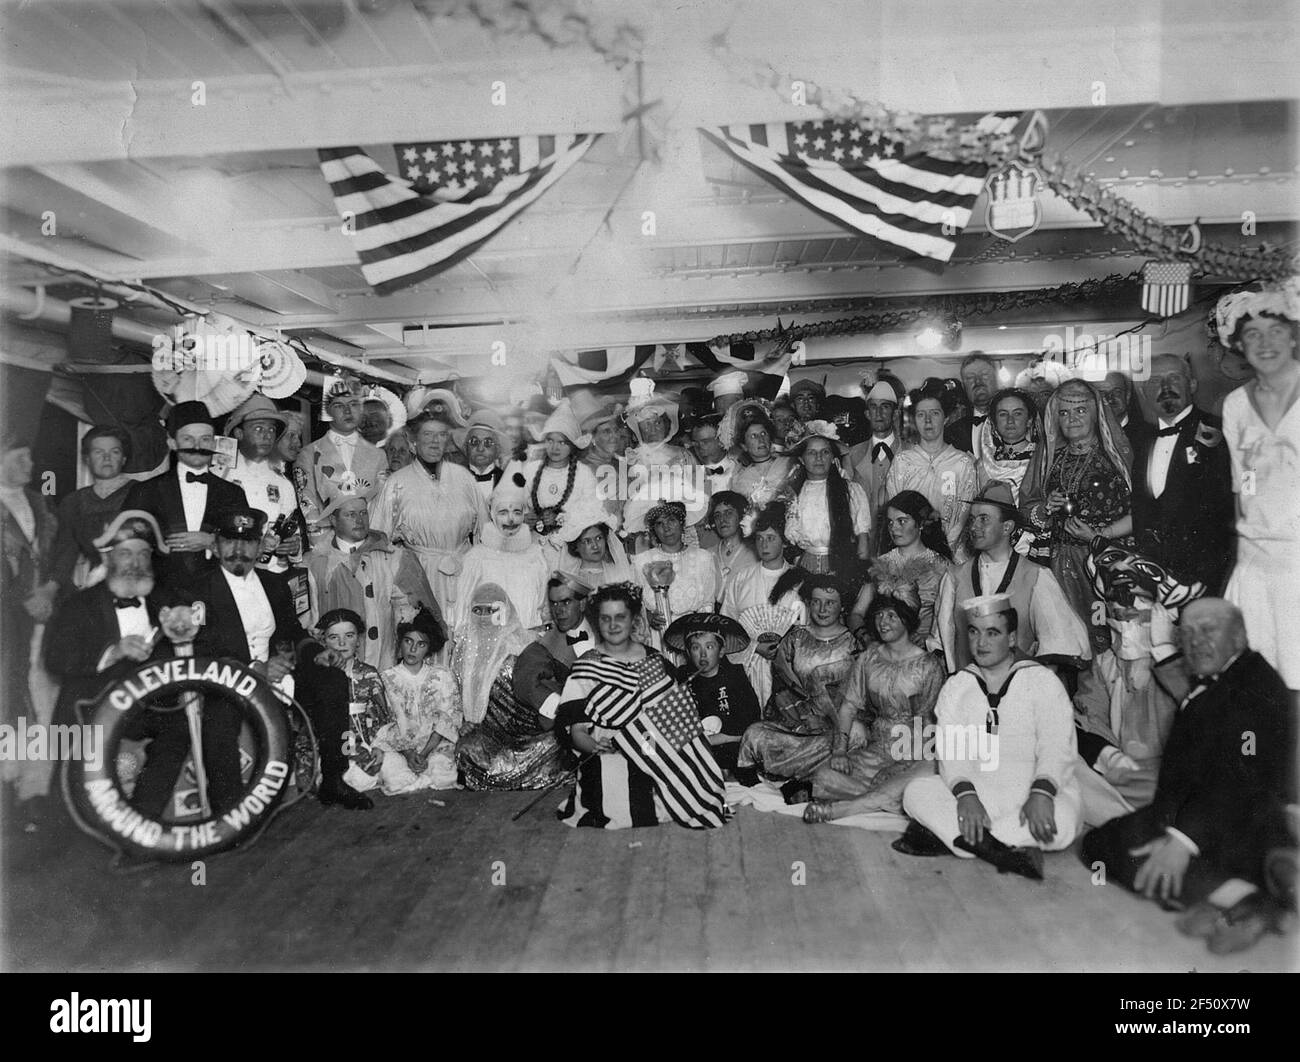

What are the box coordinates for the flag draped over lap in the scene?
[319,133,600,295]
[701,114,1021,263]
[569,655,728,829]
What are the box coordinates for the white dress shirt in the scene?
[95,596,153,671]
[220,566,276,662]
[176,462,209,531]
[1148,405,1194,499]
[220,455,298,571]
[327,430,358,471]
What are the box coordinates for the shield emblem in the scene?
[985,160,1043,243]
[1141,261,1193,318]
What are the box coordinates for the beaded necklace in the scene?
[530,457,578,525]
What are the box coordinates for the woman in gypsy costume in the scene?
[975,387,1041,503]
[555,583,728,830]
[452,472,550,630]
[503,400,601,566]
[783,420,872,590]
[849,490,953,648]
[801,592,946,819]
[1019,378,1134,658]
[455,582,575,791]
[719,500,806,707]
[375,611,461,793]
[310,609,396,798]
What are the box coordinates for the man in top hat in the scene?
[1131,353,1234,592]
[846,374,904,531]
[124,401,249,583]
[899,593,1082,879]
[663,611,759,774]
[789,377,870,448]
[707,371,748,416]
[219,394,302,576]
[516,571,599,729]
[294,375,388,551]
[462,408,509,506]
[934,480,1089,675]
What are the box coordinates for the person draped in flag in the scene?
[554,583,728,830]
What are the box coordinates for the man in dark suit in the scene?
[179,507,373,810]
[1130,354,1235,591]
[1097,370,1153,454]
[944,352,997,457]
[124,400,248,583]
[1081,599,1295,955]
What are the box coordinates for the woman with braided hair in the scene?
[502,400,600,563]
[784,420,872,592]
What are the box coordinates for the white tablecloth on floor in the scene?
[725,781,910,833]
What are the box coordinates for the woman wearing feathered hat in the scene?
[554,497,635,588]
[620,378,707,544]
[1216,277,1300,689]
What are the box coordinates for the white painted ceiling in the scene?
[1,0,1296,385]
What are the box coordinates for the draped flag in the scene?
[551,346,658,388]
[551,340,797,397]
[570,656,728,829]
[701,114,1021,263]
[319,134,600,295]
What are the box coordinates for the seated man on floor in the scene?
[899,594,1082,880]
[1080,598,1296,955]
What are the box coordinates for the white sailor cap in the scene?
[960,593,1013,619]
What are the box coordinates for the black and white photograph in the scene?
[0,0,1296,989]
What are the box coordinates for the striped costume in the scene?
[556,651,729,830]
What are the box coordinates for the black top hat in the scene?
[166,400,216,435]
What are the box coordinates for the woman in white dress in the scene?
[452,472,550,631]
[784,420,872,588]
[635,501,717,658]
[555,497,636,588]
[1215,283,1300,690]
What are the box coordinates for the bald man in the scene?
[1131,354,1234,591]
[1081,599,1295,953]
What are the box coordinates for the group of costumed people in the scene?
[3,280,1297,955]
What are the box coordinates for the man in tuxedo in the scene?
[179,507,372,810]
[516,573,597,729]
[1131,354,1235,591]
[124,401,248,584]
[1081,599,1295,954]
[945,352,997,458]
[463,408,507,507]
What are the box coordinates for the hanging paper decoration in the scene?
[1140,261,1193,318]
[150,316,262,415]
[256,339,307,399]
[985,159,1044,243]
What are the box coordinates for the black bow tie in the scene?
[1156,422,1186,438]
[471,469,497,483]
[566,630,590,645]
[871,442,894,463]
[113,595,143,609]
[971,414,987,426]
[185,471,209,484]
[705,465,727,476]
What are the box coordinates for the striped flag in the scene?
[701,114,1020,263]
[685,339,799,400]
[319,134,600,295]
[551,346,658,388]
[1141,260,1193,318]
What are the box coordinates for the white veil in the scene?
[451,582,532,725]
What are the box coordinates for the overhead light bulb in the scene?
[915,327,942,350]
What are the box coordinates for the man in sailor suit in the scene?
[900,593,1082,879]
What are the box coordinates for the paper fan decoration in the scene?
[150,316,263,415]
[256,339,307,399]
[738,603,797,641]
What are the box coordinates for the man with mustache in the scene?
[124,401,248,583]
[1131,354,1234,591]
[945,352,998,459]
